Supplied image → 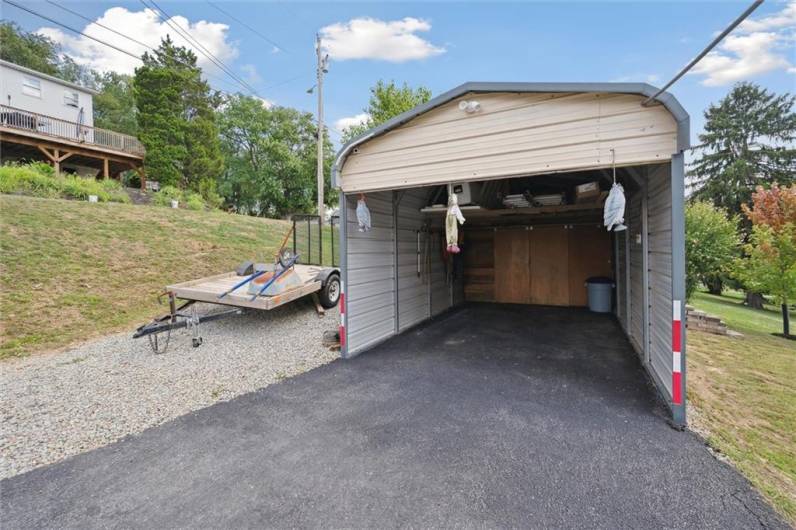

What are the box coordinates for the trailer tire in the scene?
[319,274,340,309]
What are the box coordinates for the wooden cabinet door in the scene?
[568,225,612,306]
[494,229,530,304]
[529,226,569,306]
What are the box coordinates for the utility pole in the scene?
[315,33,328,225]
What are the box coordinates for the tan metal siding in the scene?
[345,192,395,354]
[647,164,673,397]
[340,92,677,193]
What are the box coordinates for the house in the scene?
[0,59,145,185]
[332,82,689,425]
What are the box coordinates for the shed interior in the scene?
[414,166,645,309]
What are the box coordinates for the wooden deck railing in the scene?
[0,104,145,157]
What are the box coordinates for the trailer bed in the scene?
[167,264,326,311]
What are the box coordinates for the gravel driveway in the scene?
[0,300,338,479]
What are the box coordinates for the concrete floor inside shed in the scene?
[0,303,787,528]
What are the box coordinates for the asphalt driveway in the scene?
[1,303,787,528]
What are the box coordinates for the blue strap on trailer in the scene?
[218,269,267,299]
[249,254,301,301]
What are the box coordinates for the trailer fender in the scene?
[314,267,340,286]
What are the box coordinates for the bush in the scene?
[100,179,131,203]
[685,201,739,300]
[0,164,61,197]
[152,185,183,207]
[0,163,131,203]
[61,175,109,201]
[198,178,224,209]
[184,192,205,211]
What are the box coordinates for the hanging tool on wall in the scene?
[603,148,627,232]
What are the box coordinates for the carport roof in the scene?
[332,82,690,189]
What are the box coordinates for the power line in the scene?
[43,0,242,92]
[3,0,143,62]
[139,0,261,97]
[205,1,288,53]
[642,0,763,106]
[4,0,309,102]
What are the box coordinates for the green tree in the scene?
[92,72,137,135]
[0,22,61,76]
[218,94,333,217]
[685,201,739,301]
[341,80,432,142]
[133,37,223,190]
[690,83,796,219]
[734,184,796,337]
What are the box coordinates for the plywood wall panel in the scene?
[494,229,530,304]
[529,226,569,306]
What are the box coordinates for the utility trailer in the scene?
[133,214,340,353]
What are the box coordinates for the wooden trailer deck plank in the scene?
[166,264,324,311]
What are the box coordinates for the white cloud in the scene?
[690,32,793,86]
[36,7,238,77]
[240,63,261,84]
[334,113,370,132]
[320,17,445,62]
[738,0,796,32]
[257,97,274,109]
[689,1,795,86]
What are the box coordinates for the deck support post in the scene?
[103,158,109,179]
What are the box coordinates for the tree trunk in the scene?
[744,291,765,310]
[783,303,791,337]
[707,276,723,295]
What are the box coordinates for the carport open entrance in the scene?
[417,168,637,309]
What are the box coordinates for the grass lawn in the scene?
[0,195,291,358]
[688,290,795,524]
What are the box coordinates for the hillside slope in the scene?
[0,195,290,358]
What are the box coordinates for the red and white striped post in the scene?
[672,300,683,406]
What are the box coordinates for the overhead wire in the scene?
[43,0,242,92]
[5,0,318,106]
[138,0,261,97]
[205,1,288,53]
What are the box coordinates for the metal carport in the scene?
[332,82,689,426]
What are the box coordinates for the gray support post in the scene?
[393,191,400,333]
[340,193,349,358]
[641,171,650,366]
[671,154,687,426]
[614,232,619,318]
[625,229,631,327]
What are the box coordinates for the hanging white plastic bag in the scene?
[356,196,372,232]
[603,182,627,232]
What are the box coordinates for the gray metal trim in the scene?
[625,229,631,328]
[393,191,400,334]
[671,153,687,426]
[340,192,349,358]
[331,81,690,188]
[641,173,650,366]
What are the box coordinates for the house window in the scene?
[22,76,41,98]
[64,91,79,107]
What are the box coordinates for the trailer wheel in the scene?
[319,274,340,309]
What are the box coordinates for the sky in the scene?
[2,0,795,149]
